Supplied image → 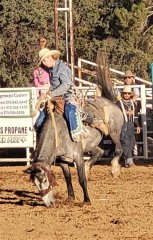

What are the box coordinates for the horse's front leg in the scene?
[59,162,75,201]
[75,154,91,203]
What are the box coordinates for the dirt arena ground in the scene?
[1,160,153,240]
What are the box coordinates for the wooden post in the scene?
[69,0,75,82]
[54,0,59,49]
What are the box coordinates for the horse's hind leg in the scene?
[75,153,90,203]
[59,163,75,200]
[85,147,104,180]
[110,132,123,178]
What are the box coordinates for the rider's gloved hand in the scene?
[46,90,52,100]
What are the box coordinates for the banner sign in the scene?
[0,88,35,147]
[0,90,31,117]
[0,118,34,147]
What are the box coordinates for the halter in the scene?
[32,162,57,197]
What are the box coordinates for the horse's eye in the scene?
[43,179,47,184]
[36,174,43,182]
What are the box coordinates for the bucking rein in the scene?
[32,93,61,148]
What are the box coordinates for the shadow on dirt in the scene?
[0,188,45,207]
[133,158,153,167]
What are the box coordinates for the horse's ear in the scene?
[53,181,59,187]
[23,166,41,174]
[23,167,33,174]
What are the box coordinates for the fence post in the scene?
[78,58,82,87]
[151,63,153,110]
[141,85,148,159]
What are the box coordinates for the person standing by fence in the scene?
[33,37,50,96]
[33,64,50,95]
[116,85,141,168]
[33,38,51,132]
[123,70,140,102]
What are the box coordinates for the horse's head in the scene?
[24,162,58,207]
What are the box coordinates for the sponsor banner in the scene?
[0,118,34,147]
[0,88,35,148]
[0,89,31,117]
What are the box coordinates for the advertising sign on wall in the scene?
[0,89,31,117]
[0,88,35,148]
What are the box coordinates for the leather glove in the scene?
[46,90,52,100]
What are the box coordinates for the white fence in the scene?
[77,58,152,87]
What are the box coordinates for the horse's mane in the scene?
[96,49,115,102]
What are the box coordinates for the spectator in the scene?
[33,38,50,133]
[123,70,140,102]
[33,64,50,96]
[123,70,142,155]
[33,64,50,134]
[33,37,50,96]
[116,85,141,168]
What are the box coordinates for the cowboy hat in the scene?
[121,85,133,94]
[123,70,135,78]
[38,48,61,65]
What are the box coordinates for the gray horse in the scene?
[24,51,124,207]
[24,96,123,207]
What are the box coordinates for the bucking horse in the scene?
[24,50,124,207]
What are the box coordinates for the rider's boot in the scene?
[91,120,109,136]
[83,115,109,136]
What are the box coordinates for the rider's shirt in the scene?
[49,60,72,100]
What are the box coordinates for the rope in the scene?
[47,100,61,149]
[33,93,61,149]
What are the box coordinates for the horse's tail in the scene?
[96,49,115,102]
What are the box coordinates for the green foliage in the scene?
[0,0,152,86]
[0,0,55,87]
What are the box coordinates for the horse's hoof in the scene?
[111,165,121,178]
[111,168,121,178]
[85,201,91,205]
[67,196,75,203]
[112,172,120,178]
[84,199,91,205]
[112,171,120,178]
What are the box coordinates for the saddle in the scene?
[33,94,110,137]
[51,96,65,114]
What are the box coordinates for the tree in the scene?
[0,0,152,86]
[0,0,55,87]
